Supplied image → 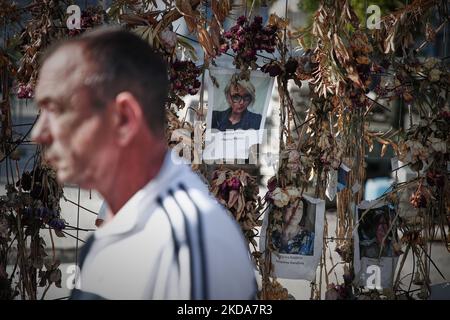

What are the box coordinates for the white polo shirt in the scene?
[72,151,257,300]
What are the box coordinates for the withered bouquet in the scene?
[265,178,302,209]
[259,278,290,300]
[210,169,261,247]
[0,163,65,299]
[397,107,449,209]
[221,14,285,73]
[264,176,305,249]
[168,59,202,98]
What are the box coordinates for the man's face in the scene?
[32,45,117,188]
[227,84,252,115]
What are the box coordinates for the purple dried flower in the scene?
[228,177,241,191]
[237,16,247,26]
[254,16,263,25]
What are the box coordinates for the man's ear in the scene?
[112,92,143,146]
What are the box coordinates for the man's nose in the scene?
[31,112,53,146]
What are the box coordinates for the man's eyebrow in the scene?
[36,96,64,109]
[35,97,51,108]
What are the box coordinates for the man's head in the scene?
[224,79,255,115]
[32,27,169,189]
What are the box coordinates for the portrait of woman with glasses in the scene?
[211,79,262,131]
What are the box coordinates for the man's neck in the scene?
[102,144,167,215]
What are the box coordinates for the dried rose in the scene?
[271,188,290,208]
[236,15,247,26]
[17,83,34,99]
[285,58,299,76]
[262,62,282,77]
[267,176,277,192]
[426,171,445,188]
[228,177,241,191]
[160,28,177,50]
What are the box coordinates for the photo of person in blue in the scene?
[211,78,262,131]
[271,198,315,256]
[358,205,400,259]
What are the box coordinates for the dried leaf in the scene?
[268,13,288,29]
[209,18,221,50]
[54,229,65,238]
[211,0,231,24]
[236,195,245,220]
[333,33,350,63]
[384,32,395,54]
[239,170,248,187]
[381,143,388,157]
[49,269,62,283]
[177,0,198,33]
[215,171,227,185]
[356,55,370,64]
[177,36,199,61]
[347,66,363,87]
[228,190,239,208]
[197,25,216,57]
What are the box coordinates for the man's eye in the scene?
[47,104,64,114]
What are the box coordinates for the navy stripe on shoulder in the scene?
[167,188,197,299]
[178,183,209,300]
[156,196,181,273]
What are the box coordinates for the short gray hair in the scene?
[224,79,256,108]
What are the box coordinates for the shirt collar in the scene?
[220,108,248,130]
[95,150,183,239]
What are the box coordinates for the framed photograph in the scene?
[260,195,325,281]
[203,67,275,161]
[353,201,401,289]
[271,198,316,256]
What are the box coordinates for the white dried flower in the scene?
[429,69,441,82]
[428,137,447,153]
[423,57,440,69]
[271,188,290,208]
[160,29,177,49]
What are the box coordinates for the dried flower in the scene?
[17,83,34,99]
[271,188,290,208]
[429,69,441,82]
[267,176,278,192]
[221,15,279,70]
[169,59,201,97]
[160,28,177,50]
[410,185,428,208]
[423,57,439,69]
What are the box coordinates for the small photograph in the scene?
[337,163,351,191]
[357,205,400,259]
[271,198,316,256]
[206,68,273,133]
[211,78,261,131]
[203,68,274,161]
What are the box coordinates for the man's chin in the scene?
[56,169,75,185]
[56,169,95,189]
